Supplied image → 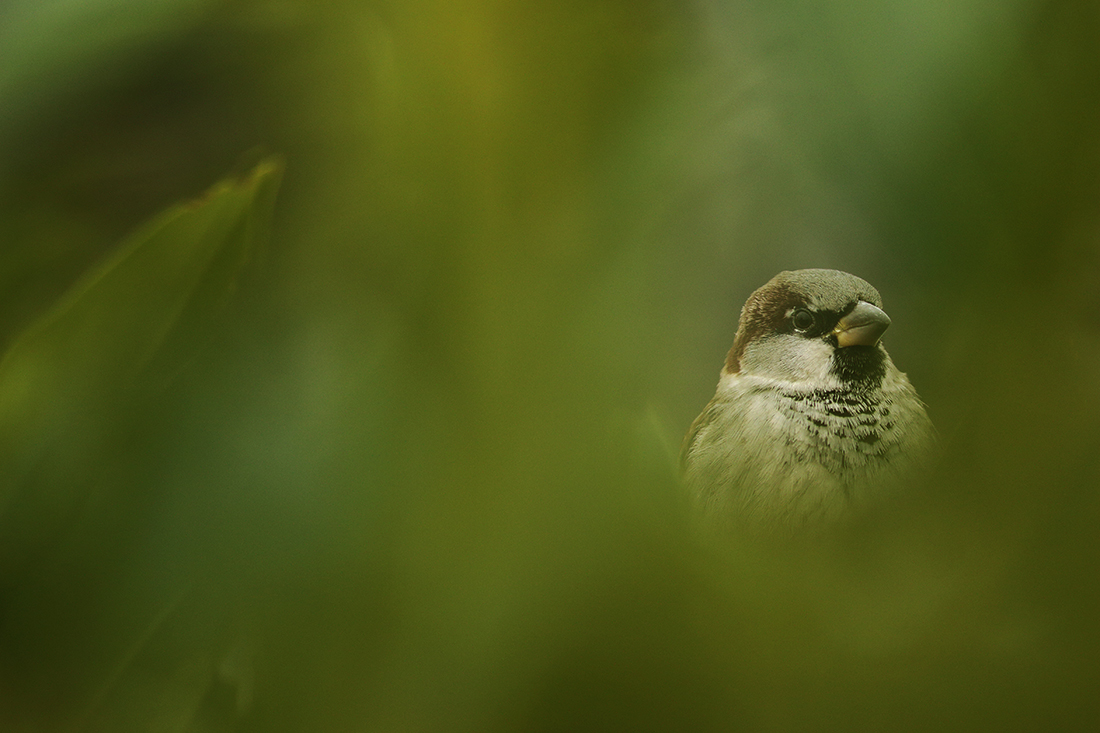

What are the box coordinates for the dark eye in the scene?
[791,308,815,332]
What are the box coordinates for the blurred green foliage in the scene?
[0,157,280,571]
[1,0,1099,731]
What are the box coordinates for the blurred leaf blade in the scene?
[0,157,282,566]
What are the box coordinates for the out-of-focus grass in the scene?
[1,1,1099,731]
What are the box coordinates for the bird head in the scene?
[724,269,892,389]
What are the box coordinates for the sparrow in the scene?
[681,269,934,530]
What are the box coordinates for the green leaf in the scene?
[0,157,282,569]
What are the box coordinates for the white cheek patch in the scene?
[739,335,836,385]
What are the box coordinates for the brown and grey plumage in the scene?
[682,269,934,529]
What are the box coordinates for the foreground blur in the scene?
[1,1,1098,730]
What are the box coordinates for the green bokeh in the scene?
[1,1,1098,730]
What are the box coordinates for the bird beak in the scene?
[833,301,891,347]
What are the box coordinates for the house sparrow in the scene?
[681,269,934,530]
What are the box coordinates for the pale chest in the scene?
[684,383,927,524]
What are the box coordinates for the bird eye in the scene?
[791,308,815,332]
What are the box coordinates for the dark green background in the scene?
[1,1,1098,730]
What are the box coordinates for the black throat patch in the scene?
[829,345,887,388]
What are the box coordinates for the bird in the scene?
[681,269,934,530]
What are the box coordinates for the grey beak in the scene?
[832,301,890,348]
